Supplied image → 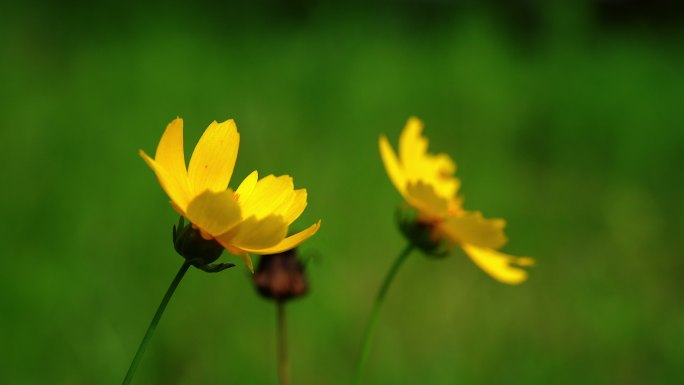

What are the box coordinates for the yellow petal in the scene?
[419,153,460,199]
[235,170,259,202]
[439,211,508,249]
[447,197,465,215]
[461,243,533,285]
[405,181,449,219]
[237,220,321,254]
[140,150,192,212]
[399,116,427,168]
[241,253,254,273]
[219,215,288,251]
[185,190,242,237]
[155,118,189,186]
[379,134,407,196]
[392,117,460,201]
[187,119,240,194]
[282,189,307,225]
[239,175,296,219]
[219,244,255,273]
[516,257,536,267]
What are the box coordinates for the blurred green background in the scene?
[2,0,683,384]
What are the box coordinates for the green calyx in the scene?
[172,216,235,273]
[396,207,449,258]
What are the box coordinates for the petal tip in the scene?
[218,118,238,131]
[517,257,536,267]
[244,254,254,273]
[139,149,154,165]
[407,115,423,124]
[405,116,424,132]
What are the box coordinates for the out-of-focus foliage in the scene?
[1,1,682,384]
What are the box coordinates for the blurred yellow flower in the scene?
[141,118,320,271]
[379,117,534,284]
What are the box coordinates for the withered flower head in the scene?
[253,248,308,302]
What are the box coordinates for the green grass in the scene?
[1,3,683,384]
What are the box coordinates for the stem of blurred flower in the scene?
[277,301,291,385]
[351,244,414,385]
[121,260,191,385]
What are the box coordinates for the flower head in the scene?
[379,117,534,284]
[141,118,320,271]
[253,248,308,303]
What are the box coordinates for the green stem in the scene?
[277,301,291,385]
[122,261,191,385]
[352,244,414,385]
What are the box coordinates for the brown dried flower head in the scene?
[253,248,308,302]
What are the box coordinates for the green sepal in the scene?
[171,216,228,271]
[195,261,236,273]
[396,207,449,258]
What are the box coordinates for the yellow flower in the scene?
[379,117,534,284]
[140,117,320,272]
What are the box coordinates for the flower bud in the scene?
[172,217,228,270]
[253,248,308,303]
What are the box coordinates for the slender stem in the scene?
[352,244,414,385]
[277,301,291,385]
[122,261,191,385]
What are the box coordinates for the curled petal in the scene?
[188,119,240,194]
[219,215,288,251]
[237,221,321,255]
[439,211,508,249]
[185,190,242,237]
[461,243,533,285]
